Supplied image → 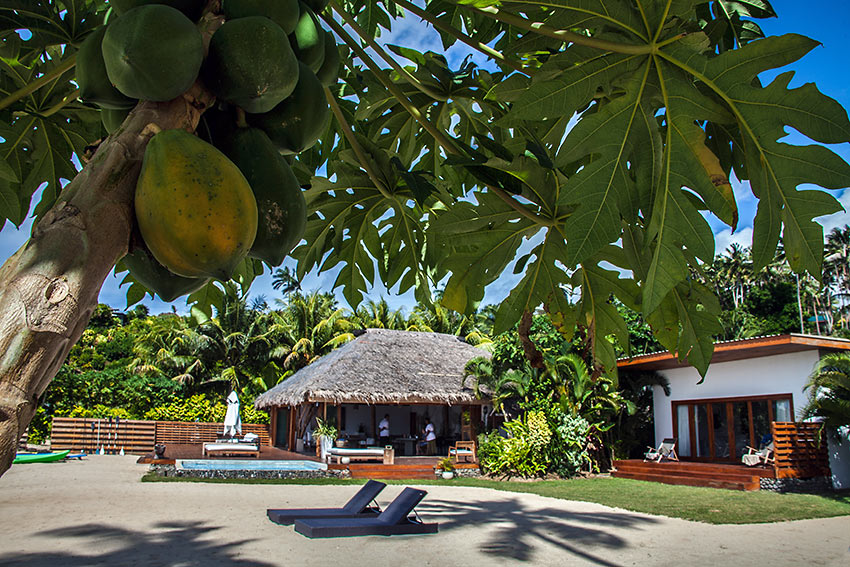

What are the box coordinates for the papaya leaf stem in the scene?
[393,0,532,76]
[39,87,81,118]
[455,2,654,55]
[325,14,550,229]
[324,87,395,201]
[0,54,76,112]
[328,2,449,102]
[321,14,462,155]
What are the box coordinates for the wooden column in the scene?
[371,405,377,438]
[336,404,342,432]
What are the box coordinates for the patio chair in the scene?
[294,487,439,538]
[449,440,477,463]
[644,438,679,462]
[267,479,386,525]
[741,441,775,467]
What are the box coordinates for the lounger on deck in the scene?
[644,438,679,462]
[294,487,438,538]
[326,446,394,464]
[267,480,386,525]
[202,442,259,458]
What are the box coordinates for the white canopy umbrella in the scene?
[223,390,242,438]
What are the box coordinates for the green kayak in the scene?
[12,450,70,464]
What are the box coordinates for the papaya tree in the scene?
[0,0,849,478]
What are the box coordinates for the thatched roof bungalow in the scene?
[256,329,491,453]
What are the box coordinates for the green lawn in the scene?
[141,473,850,525]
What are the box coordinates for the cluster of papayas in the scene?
[76,1,339,301]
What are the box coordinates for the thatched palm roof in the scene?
[255,329,491,407]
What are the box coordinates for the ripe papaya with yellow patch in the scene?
[123,243,210,302]
[315,31,339,87]
[203,17,299,114]
[247,61,329,155]
[223,0,300,34]
[102,5,203,101]
[219,128,306,266]
[110,0,206,21]
[101,107,131,134]
[289,2,324,73]
[135,129,258,279]
[77,26,136,110]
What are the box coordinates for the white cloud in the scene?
[713,225,754,256]
[817,189,850,233]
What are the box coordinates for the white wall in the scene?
[651,349,849,488]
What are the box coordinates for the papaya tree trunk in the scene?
[0,86,214,478]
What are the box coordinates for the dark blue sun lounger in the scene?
[294,487,438,538]
[267,479,386,525]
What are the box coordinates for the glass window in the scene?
[751,400,771,447]
[732,402,750,458]
[677,405,691,457]
[712,403,729,458]
[774,399,792,422]
[695,404,709,457]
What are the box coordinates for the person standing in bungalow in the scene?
[423,417,436,456]
[378,414,390,445]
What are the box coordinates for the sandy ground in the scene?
[0,456,848,567]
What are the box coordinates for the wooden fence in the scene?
[50,417,270,455]
[772,421,831,479]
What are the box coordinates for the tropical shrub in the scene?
[143,394,269,424]
[67,405,133,419]
[478,411,551,477]
[548,410,592,477]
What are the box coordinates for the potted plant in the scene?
[437,456,455,479]
[314,418,338,461]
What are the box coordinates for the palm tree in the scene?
[824,226,850,330]
[462,356,530,418]
[354,298,407,330]
[271,266,301,297]
[802,352,850,429]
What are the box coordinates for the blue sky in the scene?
[1,1,848,315]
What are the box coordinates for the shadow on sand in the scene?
[418,494,660,566]
[0,521,274,567]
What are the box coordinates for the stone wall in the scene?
[759,476,832,492]
[148,463,351,480]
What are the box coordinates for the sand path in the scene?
[0,455,847,566]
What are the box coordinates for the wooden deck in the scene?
[612,459,775,491]
[137,444,477,479]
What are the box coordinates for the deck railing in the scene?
[771,421,830,479]
[49,417,270,455]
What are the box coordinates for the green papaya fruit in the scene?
[315,31,340,87]
[101,107,132,134]
[102,5,203,101]
[289,2,325,73]
[223,0,300,34]
[303,0,329,12]
[123,244,210,302]
[203,17,299,114]
[110,0,206,21]
[77,26,136,110]
[247,62,329,155]
[135,129,258,279]
[219,128,307,266]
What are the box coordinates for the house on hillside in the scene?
[255,329,491,456]
[618,334,850,488]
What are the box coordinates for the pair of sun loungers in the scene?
[267,479,438,538]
